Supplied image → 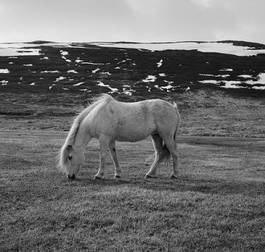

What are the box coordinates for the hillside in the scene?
[0,40,265,98]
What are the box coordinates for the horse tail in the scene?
[159,102,180,165]
[173,102,181,143]
[58,94,113,172]
[159,144,171,165]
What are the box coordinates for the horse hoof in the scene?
[145,174,156,179]
[67,174,76,180]
[115,175,121,179]
[94,176,103,180]
[170,175,178,179]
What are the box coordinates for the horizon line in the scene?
[0,39,265,45]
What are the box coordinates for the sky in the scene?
[0,0,265,43]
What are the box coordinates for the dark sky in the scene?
[1,0,264,43]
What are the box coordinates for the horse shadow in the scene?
[69,173,265,197]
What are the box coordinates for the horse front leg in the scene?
[94,138,109,179]
[109,141,121,179]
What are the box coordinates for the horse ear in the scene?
[66,145,73,161]
[66,145,72,151]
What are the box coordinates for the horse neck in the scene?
[72,118,91,149]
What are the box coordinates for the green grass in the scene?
[1,129,265,251]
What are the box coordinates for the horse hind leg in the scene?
[163,137,178,179]
[145,134,164,178]
[109,141,121,179]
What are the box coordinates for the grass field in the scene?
[1,89,265,251]
[1,131,265,251]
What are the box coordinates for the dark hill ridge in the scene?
[0,41,265,98]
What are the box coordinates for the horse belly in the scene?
[115,121,155,142]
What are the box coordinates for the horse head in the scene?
[59,144,84,180]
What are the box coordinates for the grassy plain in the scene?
[1,89,265,251]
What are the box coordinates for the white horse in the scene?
[58,94,180,180]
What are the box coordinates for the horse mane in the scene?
[58,94,113,172]
[66,94,113,145]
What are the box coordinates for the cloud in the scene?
[189,0,214,8]
[214,23,264,43]
[0,0,264,43]
[125,0,163,15]
[212,0,265,43]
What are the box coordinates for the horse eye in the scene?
[68,156,72,160]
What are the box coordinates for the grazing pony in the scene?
[58,94,180,180]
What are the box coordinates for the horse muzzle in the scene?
[67,174,76,180]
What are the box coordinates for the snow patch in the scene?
[158,80,174,92]
[67,70,78,74]
[253,86,265,90]
[157,59,163,68]
[73,82,85,87]
[142,75,157,83]
[92,68,100,74]
[1,80,8,85]
[123,90,133,96]
[56,76,66,82]
[161,84,173,90]
[122,84,134,96]
[0,48,40,56]
[199,73,215,77]
[238,74,253,78]
[244,73,265,85]
[100,71,112,76]
[62,56,71,62]
[199,73,230,78]
[60,50,69,56]
[75,58,82,63]
[222,81,242,89]
[94,41,265,56]
[199,80,219,85]
[60,51,71,63]
[0,69,9,74]
[199,72,265,90]
[97,81,118,93]
[117,59,127,64]
[81,62,104,65]
[219,68,233,72]
[218,74,230,78]
[41,70,59,74]
[257,73,265,84]
[49,84,56,90]
[164,80,174,85]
